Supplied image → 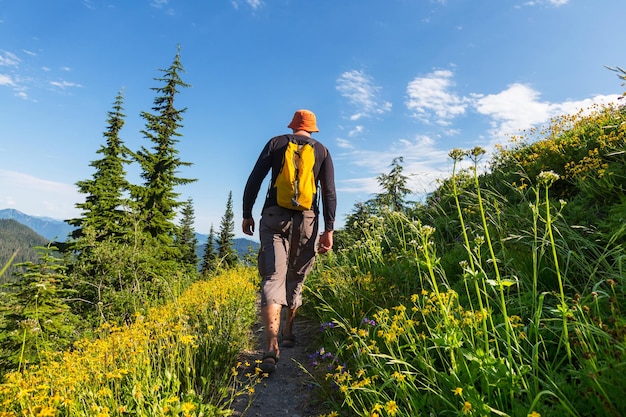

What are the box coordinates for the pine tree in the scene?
[67,91,131,242]
[0,245,79,373]
[374,156,413,212]
[200,224,218,275]
[217,191,238,268]
[176,198,198,268]
[133,46,196,244]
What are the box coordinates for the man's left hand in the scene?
[318,230,333,254]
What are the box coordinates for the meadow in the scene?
[0,268,262,416]
[1,101,624,416]
[304,103,625,417]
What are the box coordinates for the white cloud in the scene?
[522,0,569,6]
[345,71,621,201]
[49,80,83,89]
[0,74,14,86]
[0,170,81,220]
[336,69,392,121]
[473,83,620,139]
[403,70,621,141]
[247,0,263,9]
[336,138,354,149]
[150,0,168,8]
[405,69,469,125]
[473,83,552,137]
[348,125,364,137]
[231,0,263,10]
[0,50,20,66]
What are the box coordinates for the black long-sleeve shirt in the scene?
[243,134,337,232]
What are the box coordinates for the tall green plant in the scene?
[67,91,132,244]
[176,198,199,269]
[133,46,196,245]
[201,224,219,275]
[0,245,79,373]
[217,191,238,268]
[308,140,626,416]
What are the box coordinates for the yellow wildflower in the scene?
[34,406,56,417]
[181,402,196,413]
[385,400,398,416]
[97,407,110,417]
[462,401,472,415]
[392,371,406,382]
[452,387,463,396]
[528,412,541,417]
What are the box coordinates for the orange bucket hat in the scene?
[288,109,319,132]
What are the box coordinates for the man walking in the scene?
[242,109,336,374]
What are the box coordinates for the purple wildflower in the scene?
[320,321,336,331]
[362,317,376,326]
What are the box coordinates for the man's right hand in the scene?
[242,218,255,236]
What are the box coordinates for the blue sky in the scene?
[1,0,624,238]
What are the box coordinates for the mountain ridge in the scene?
[0,209,259,258]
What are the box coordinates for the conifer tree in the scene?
[176,198,198,267]
[133,46,196,244]
[217,191,238,268]
[67,91,131,242]
[200,224,218,275]
[374,156,413,212]
[0,245,79,373]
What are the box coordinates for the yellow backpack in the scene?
[274,137,317,211]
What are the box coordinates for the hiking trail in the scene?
[230,309,329,417]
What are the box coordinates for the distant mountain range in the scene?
[0,208,259,258]
[0,209,73,242]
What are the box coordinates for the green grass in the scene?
[303,104,626,417]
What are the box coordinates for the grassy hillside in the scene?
[1,102,624,417]
[304,102,626,417]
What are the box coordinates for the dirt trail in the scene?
[230,310,328,417]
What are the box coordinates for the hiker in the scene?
[242,109,337,374]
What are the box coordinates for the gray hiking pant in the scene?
[257,205,319,309]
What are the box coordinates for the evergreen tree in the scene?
[133,46,196,244]
[335,200,379,251]
[374,157,412,212]
[0,245,79,373]
[217,191,238,268]
[200,224,218,275]
[67,91,131,242]
[176,198,198,267]
[336,158,413,250]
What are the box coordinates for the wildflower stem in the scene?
[544,183,572,363]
